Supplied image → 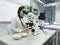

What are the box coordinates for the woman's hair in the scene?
[17,6,25,27]
[18,6,25,18]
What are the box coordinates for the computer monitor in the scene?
[38,13,45,20]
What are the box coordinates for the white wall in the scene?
[0,0,45,21]
[6,0,30,6]
[0,0,31,21]
[55,5,60,23]
[7,0,45,15]
[0,0,19,21]
[0,0,30,21]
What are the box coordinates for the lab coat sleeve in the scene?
[11,18,22,33]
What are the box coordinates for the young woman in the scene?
[10,6,29,34]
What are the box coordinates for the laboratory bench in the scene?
[43,25,60,45]
[0,29,56,45]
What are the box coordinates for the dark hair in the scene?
[17,6,25,27]
[18,6,25,18]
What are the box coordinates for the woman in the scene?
[10,6,29,34]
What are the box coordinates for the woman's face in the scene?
[20,8,26,14]
[19,8,26,17]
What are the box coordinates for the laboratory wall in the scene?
[6,0,30,6]
[0,0,19,21]
[0,0,30,21]
[7,0,45,15]
[0,0,45,21]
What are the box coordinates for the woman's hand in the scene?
[21,28,29,33]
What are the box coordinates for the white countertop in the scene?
[44,25,60,30]
[0,29,56,45]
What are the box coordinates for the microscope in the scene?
[38,13,47,34]
[25,19,36,35]
[25,12,47,36]
[38,13,45,30]
[25,12,37,35]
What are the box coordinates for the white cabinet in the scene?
[0,21,11,37]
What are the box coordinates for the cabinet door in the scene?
[0,22,10,37]
[0,26,8,37]
[45,6,55,24]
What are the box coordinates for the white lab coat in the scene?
[10,15,28,34]
[8,13,36,34]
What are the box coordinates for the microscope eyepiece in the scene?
[26,23,33,27]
